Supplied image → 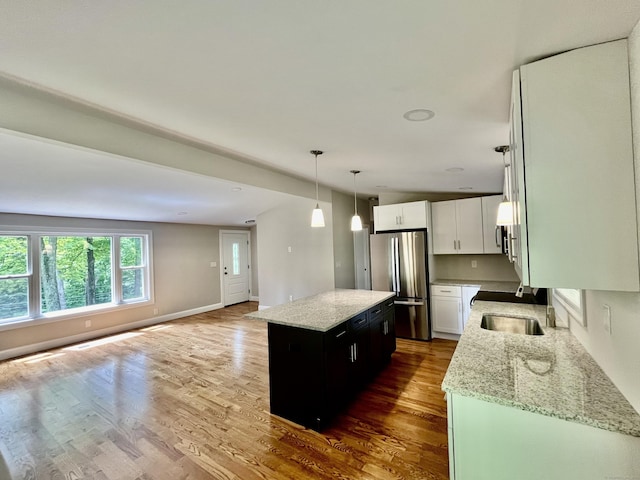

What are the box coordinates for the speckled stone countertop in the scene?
[442,301,640,437]
[245,289,395,332]
[432,278,521,293]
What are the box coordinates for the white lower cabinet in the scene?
[432,295,462,334]
[432,285,480,335]
[447,393,640,480]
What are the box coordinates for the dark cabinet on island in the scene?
[247,290,396,431]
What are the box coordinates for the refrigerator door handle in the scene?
[390,236,397,293]
[394,236,401,295]
[394,300,425,306]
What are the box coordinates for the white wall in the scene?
[558,26,640,413]
[433,254,520,282]
[331,191,371,289]
[256,197,335,308]
[0,213,242,359]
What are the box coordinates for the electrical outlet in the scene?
[85,320,91,328]
[603,304,611,335]
[210,261,217,267]
[471,260,477,268]
[289,295,293,302]
[287,246,292,253]
[153,308,159,316]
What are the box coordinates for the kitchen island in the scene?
[442,300,640,480]
[246,289,396,430]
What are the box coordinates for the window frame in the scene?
[0,234,32,321]
[553,288,586,327]
[0,226,153,331]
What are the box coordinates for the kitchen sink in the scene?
[481,314,544,336]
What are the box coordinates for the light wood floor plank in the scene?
[0,302,456,479]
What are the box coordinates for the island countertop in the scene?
[442,300,640,437]
[245,289,395,332]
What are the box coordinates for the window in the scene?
[0,235,30,320]
[553,288,585,326]
[0,229,152,326]
[40,236,113,313]
[120,236,146,301]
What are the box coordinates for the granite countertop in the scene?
[432,278,521,293]
[442,300,640,437]
[245,289,395,332]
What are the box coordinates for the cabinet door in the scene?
[455,198,484,254]
[349,320,370,390]
[520,40,638,291]
[382,308,396,357]
[432,201,458,254]
[324,323,351,420]
[399,201,428,229]
[481,195,503,254]
[432,296,463,334]
[369,309,385,375]
[374,205,401,232]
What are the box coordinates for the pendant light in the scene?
[310,150,325,228]
[350,170,363,231]
[494,145,513,226]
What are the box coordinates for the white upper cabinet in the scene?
[374,201,430,232]
[432,198,484,254]
[481,195,503,254]
[512,39,638,291]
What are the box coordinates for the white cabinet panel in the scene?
[461,286,480,328]
[432,198,484,255]
[432,295,462,334]
[448,393,640,480]
[513,39,638,291]
[481,195,503,254]
[374,201,430,232]
[456,198,484,254]
[431,201,457,254]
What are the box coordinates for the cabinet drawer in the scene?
[350,312,369,331]
[431,285,462,297]
[369,302,385,321]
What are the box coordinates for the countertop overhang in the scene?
[245,289,395,332]
[442,300,640,437]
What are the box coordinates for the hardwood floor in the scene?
[0,302,457,480]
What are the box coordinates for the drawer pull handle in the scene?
[335,330,347,338]
[440,289,452,293]
[356,318,366,325]
[372,309,382,315]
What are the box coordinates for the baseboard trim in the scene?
[249,296,259,302]
[0,302,224,361]
[432,331,461,341]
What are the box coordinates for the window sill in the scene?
[0,299,154,332]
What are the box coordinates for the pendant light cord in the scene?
[315,154,319,205]
[351,170,360,214]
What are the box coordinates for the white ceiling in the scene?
[1,1,640,224]
[0,131,295,225]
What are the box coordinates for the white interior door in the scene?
[222,232,250,306]
[354,226,371,290]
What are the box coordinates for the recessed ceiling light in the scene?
[403,109,435,122]
[231,187,242,192]
[177,211,188,215]
[459,187,473,190]
[446,167,464,173]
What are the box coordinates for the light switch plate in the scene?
[471,260,477,268]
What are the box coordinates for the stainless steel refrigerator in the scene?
[370,231,431,340]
